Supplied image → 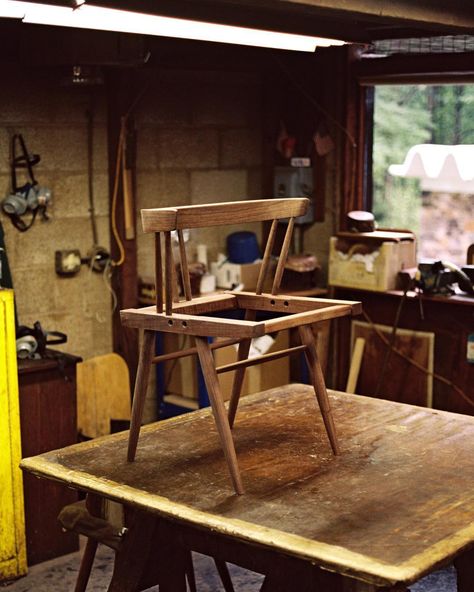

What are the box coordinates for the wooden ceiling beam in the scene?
[356,52,474,85]
[47,0,474,42]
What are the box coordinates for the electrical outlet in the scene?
[55,249,82,276]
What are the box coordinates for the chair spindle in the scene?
[255,219,278,295]
[154,232,163,313]
[271,217,295,295]
[177,229,193,301]
[164,231,173,315]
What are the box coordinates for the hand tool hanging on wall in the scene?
[1,134,51,232]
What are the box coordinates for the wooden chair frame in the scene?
[121,198,361,494]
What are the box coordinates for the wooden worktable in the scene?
[21,385,474,590]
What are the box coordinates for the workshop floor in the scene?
[3,545,457,591]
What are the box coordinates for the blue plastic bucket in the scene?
[227,231,260,264]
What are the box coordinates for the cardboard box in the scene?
[214,331,289,401]
[163,333,199,400]
[328,231,416,292]
[211,259,275,291]
[163,331,290,403]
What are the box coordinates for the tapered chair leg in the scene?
[298,325,340,455]
[228,309,257,428]
[184,551,197,592]
[74,538,98,592]
[127,329,156,462]
[195,336,244,495]
[214,559,235,592]
[228,337,252,428]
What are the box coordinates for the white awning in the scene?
[388,144,474,193]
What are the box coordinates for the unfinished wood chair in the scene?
[121,198,361,495]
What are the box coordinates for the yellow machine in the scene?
[0,289,27,580]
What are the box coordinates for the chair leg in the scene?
[228,338,252,428]
[214,559,236,592]
[184,550,197,592]
[195,336,244,495]
[228,309,257,428]
[74,538,98,592]
[127,329,156,462]
[298,325,340,455]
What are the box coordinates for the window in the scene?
[372,84,474,266]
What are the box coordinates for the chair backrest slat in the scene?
[142,198,308,233]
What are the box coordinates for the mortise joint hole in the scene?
[182,321,188,328]
[270,299,276,305]
[167,320,173,326]
[284,301,289,306]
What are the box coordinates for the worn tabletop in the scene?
[21,385,474,587]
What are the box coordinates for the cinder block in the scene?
[91,125,109,172]
[49,171,109,219]
[136,74,191,126]
[190,169,247,203]
[220,129,262,167]
[158,129,219,169]
[137,233,155,279]
[193,77,261,127]
[0,130,10,173]
[247,168,263,198]
[136,126,160,170]
[48,173,89,218]
[12,265,56,317]
[136,170,190,210]
[20,127,88,173]
[92,316,113,356]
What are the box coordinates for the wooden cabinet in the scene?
[0,290,27,581]
[334,288,474,415]
[18,352,81,565]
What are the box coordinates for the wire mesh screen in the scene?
[372,35,474,55]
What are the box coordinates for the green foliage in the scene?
[373,84,474,232]
[373,85,430,231]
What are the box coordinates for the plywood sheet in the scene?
[77,353,131,439]
[351,320,434,407]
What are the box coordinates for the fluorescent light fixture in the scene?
[0,0,24,18]
[2,0,346,52]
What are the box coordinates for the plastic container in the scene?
[226,231,260,264]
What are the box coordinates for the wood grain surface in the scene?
[141,198,309,233]
[21,385,474,587]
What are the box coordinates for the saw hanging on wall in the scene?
[1,134,52,232]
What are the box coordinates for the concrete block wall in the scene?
[135,69,264,281]
[134,68,264,421]
[0,64,113,361]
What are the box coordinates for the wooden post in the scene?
[107,69,139,390]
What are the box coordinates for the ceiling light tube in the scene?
[7,0,346,52]
[0,0,25,18]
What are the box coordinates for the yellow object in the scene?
[77,353,131,439]
[0,290,27,581]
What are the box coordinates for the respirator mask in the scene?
[16,321,67,360]
[1,134,51,231]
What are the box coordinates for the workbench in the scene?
[21,384,474,591]
[333,288,474,415]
